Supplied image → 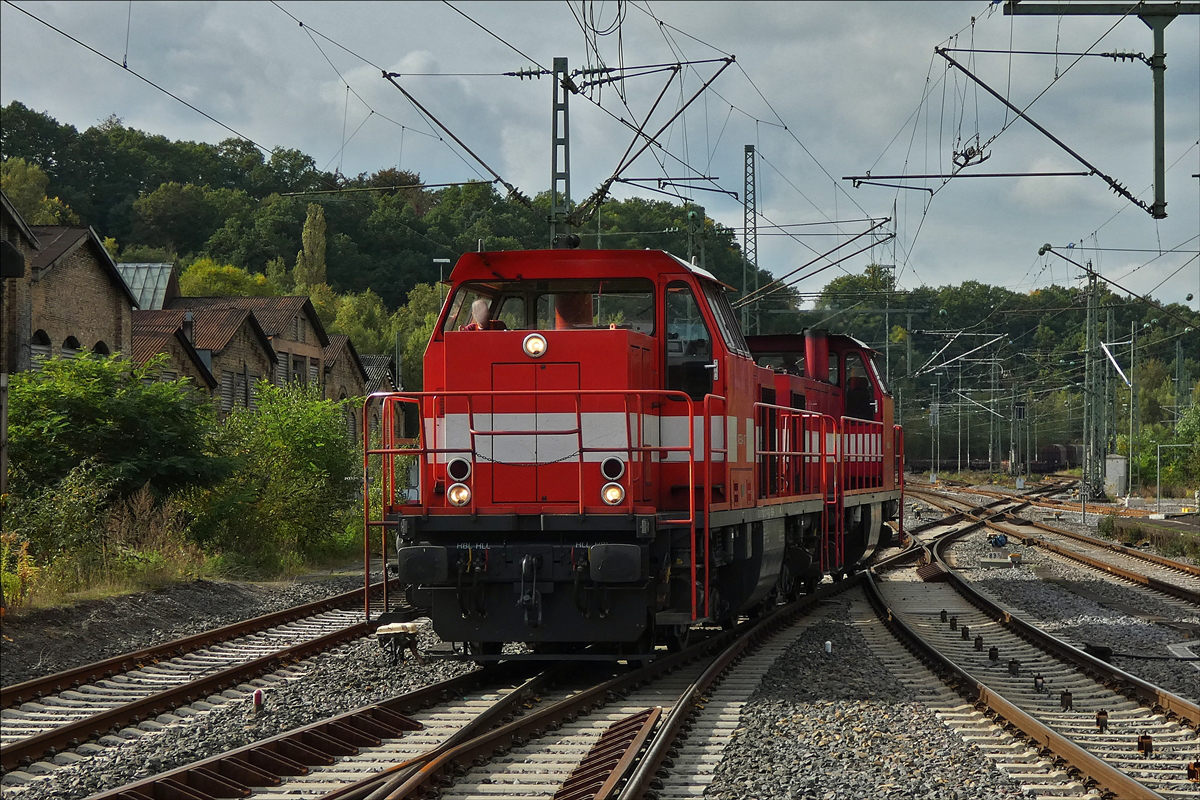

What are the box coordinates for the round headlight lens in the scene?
[601,482,625,506]
[447,457,472,482]
[601,457,626,481]
[447,482,472,507]
[522,333,547,358]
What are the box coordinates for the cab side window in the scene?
[665,281,714,401]
[843,352,877,420]
[702,283,750,357]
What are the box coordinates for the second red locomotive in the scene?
[365,248,902,658]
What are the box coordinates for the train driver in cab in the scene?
[460,297,506,331]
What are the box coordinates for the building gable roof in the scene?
[0,190,41,248]
[360,353,397,394]
[170,295,329,346]
[129,328,218,389]
[323,334,369,386]
[28,225,140,307]
[134,307,276,363]
[116,262,178,310]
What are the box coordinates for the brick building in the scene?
[324,333,369,437]
[1,192,40,376]
[323,334,368,401]
[171,296,329,392]
[129,321,218,393]
[134,307,275,416]
[0,214,137,372]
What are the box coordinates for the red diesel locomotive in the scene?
[364,248,903,658]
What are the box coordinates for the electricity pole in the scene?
[1082,266,1104,498]
[549,57,572,248]
[1004,2,1200,219]
[742,145,758,334]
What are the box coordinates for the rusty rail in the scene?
[4,622,370,773]
[78,666,537,800]
[2,582,393,710]
[862,568,1166,800]
[381,580,859,799]
[927,534,1199,730]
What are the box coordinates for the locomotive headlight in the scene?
[601,482,625,506]
[447,482,472,507]
[522,333,548,358]
[446,457,472,482]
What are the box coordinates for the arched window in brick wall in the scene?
[61,336,81,359]
[31,330,51,368]
[92,341,110,356]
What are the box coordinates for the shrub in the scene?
[184,382,359,570]
[7,353,228,499]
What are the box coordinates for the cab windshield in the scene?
[443,279,655,333]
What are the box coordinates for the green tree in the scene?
[391,283,443,390]
[265,256,293,294]
[179,258,273,296]
[0,157,81,224]
[293,203,327,289]
[329,289,394,354]
[132,183,254,257]
[185,383,358,565]
[6,354,226,499]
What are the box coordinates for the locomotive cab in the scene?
[367,249,903,660]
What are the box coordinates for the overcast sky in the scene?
[2,1,1197,312]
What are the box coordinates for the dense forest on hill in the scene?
[3,100,1197,489]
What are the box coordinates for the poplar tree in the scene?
[293,203,327,289]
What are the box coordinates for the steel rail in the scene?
[2,582,394,709]
[3,621,371,773]
[927,534,1199,730]
[914,486,1200,603]
[333,667,560,800]
[1009,516,1200,579]
[982,517,1200,608]
[862,569,1167,800]
[78,664,540,800]
[382,580,859,799]
[959,484,1154,517]
[616,580,857,799]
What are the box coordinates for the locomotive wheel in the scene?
[664,624,691,653]
[467,641,502,664]
[751,585,780,619]
[625,625,656,667]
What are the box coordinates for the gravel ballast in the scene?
[950,532,1200,702]
[4,625,470,799]
[704,610,1025,800]
[1,572,366,686]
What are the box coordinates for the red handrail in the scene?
[362,389,704,622]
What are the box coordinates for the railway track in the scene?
[870,529,1200,799]
[935,477,1157,518]
[909,486,1200,606]
[76,582,860,800]
[1,582,400,774]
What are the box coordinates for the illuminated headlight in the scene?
[601,482,625,506]
[447,483,472,507]
[522,333,547,358]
